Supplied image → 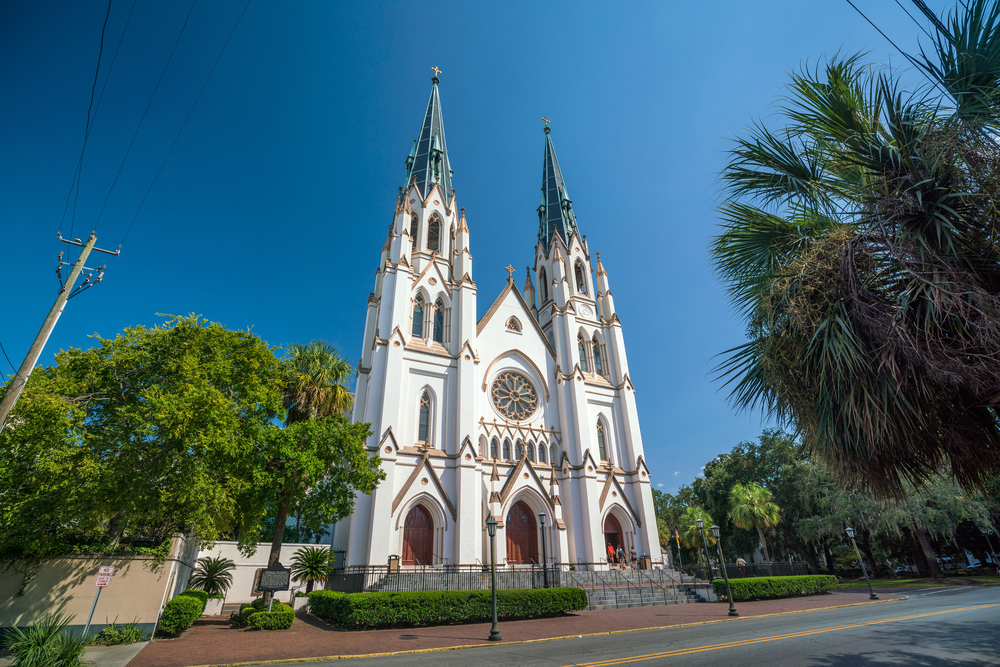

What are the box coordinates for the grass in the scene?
[838,575,1000,588]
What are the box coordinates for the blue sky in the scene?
[0,1,938,493]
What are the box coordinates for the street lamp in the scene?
[696,518,713,581]
[845,527,878,600]
[486,514,502,641]
[539,512,549,589]
[711,525,739,617]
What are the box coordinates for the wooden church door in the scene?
[506,500,538,564]
[604,513,624,553]
[402,505,433,565]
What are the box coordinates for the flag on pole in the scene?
[674,528,681,548]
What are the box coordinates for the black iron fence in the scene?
[684,561,809,581]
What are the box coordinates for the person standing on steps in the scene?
[630,547,638,570]
[607,543,615,565]
[616,545,626,570]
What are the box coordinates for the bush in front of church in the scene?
[247,603,295,630]
[711,575,838,602]
[308,588,588,629]
[157,594,204,636]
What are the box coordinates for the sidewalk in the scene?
[126,590,904,667]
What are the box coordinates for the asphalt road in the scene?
[282,586,999,667]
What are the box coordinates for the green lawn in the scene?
[838,575,1000,588]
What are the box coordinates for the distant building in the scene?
[333,75,661,568]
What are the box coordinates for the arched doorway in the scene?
[604,513,624,554]
[402,505,434,565]
[506,500,538,564]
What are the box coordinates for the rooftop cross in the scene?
[505,265,516,280]
[431,66,442,77]
[541,116,550,126]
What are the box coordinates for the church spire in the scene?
[537,125,578,250]
[404,73,453,205]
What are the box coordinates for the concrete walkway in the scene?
[125,590,904,667]
[0,641,148,667]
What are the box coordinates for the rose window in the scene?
[490,371,538,421]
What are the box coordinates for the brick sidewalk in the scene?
[127,590,904,667]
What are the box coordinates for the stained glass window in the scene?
[597,421,607,462]
[433,298,445,343]
[418,392,430,443]
[412,295,424,337]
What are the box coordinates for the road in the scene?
[280,586,999,666]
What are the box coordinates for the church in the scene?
[332,74,662,569]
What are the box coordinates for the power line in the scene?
[92,0,199,233]
[121,0,254,246]
[60,0,113,239]
[0,338,19,378]
[893,0,934,40]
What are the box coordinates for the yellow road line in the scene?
[563,603,1000,667]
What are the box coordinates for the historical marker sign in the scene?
[95,565,114,587]
[257,562,291,592]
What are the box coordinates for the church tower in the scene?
[341,74,481,566]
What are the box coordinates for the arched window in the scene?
[490,437,499,460]
[503,439,511,461]
[550,444,558,465]
[427,214,441,252]
[597,420,608,462]
[410,214,419,246]
[592,336,604,376]
[479,436,487,458]
[433,298,445,343]
[575,261,587,294]
[539,267,548,302]
[506,316,521,332]
[412,295,424,337]
[577,333,589,372]
[515,440,523,461]
[527,442,535,462]
[450,225,455,255]
[537,443,546,464]
[418,391,431,444]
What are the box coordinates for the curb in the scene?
[183,596,906,667]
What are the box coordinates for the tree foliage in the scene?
[729,482,781,562]
[711,1,1000,496]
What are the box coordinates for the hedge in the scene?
[157,595,204,636]
[308,588,588,629]
[248,603,295,630]
[712,575,839,602]
[179,589,209,614]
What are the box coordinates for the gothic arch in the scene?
[395,493,448,565]
[409,214,420,249]
[596,416,611,463]
[427,213,442,252]
[481,349,550,400]
[478,435,488,459]
[601,503,637,554]
[574,260,587,294]
[504,488,554,565]
[416,386,437,446]
[538,266,549,303]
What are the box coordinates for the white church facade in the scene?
[332,75,662,569]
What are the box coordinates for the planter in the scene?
[293,596,310,613]
[204,598,224,616]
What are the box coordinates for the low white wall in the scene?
[195,542,328,604]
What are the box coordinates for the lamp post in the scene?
[486,514,502,641]
[539,512,549,589]
[696,518,713,581]
[711,525,739,617]
[845,527,878,600]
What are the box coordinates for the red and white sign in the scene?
[95,565,114,587]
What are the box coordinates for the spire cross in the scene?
[431,66,442,77]
[541,116,550,126]
[505,265,516,280]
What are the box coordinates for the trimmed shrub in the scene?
[308,588,588,629]
[248,603,295,631]
[157,595,203,636]
[712,575,838,602]
[178,589,209,614]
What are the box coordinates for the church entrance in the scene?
[402,505,433,565]
[604,513,624,555]
[506,500,538,564]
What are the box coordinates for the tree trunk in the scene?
[914,527,943,578]
[306,579,314,594]
[105,509,127,548]
[860,529,879,577]
[263,490,292,605]
[756,525,772,563]
[825,547,838,576]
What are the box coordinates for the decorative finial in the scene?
[505,265,516,280]
[431,66,442,78]
[461,207,465,214]
[542,116,550,126]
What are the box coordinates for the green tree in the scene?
[0,315,285,566]
[710,0,1000,496]
[729,482,781,563]
[290,546,333,593]
[188,556,236,596]
[677,507,715,566]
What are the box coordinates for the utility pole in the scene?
[0,232,119,430]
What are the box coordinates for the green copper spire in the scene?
[404,74,453,205]
[537,125,578,249]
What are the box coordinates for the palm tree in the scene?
[262,341,353,603]
[677,506,715,566]
[290,546,332,593]
[729,482,781,563]
[188,556,236,596]
[710,0,1000,497]
[283,341,353,424]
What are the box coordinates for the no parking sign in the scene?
[95,565,114,587]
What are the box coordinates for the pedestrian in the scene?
[616,545,626,569]
[630,547,638,570]
[607,543,615,565]
[736,556,746,566]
